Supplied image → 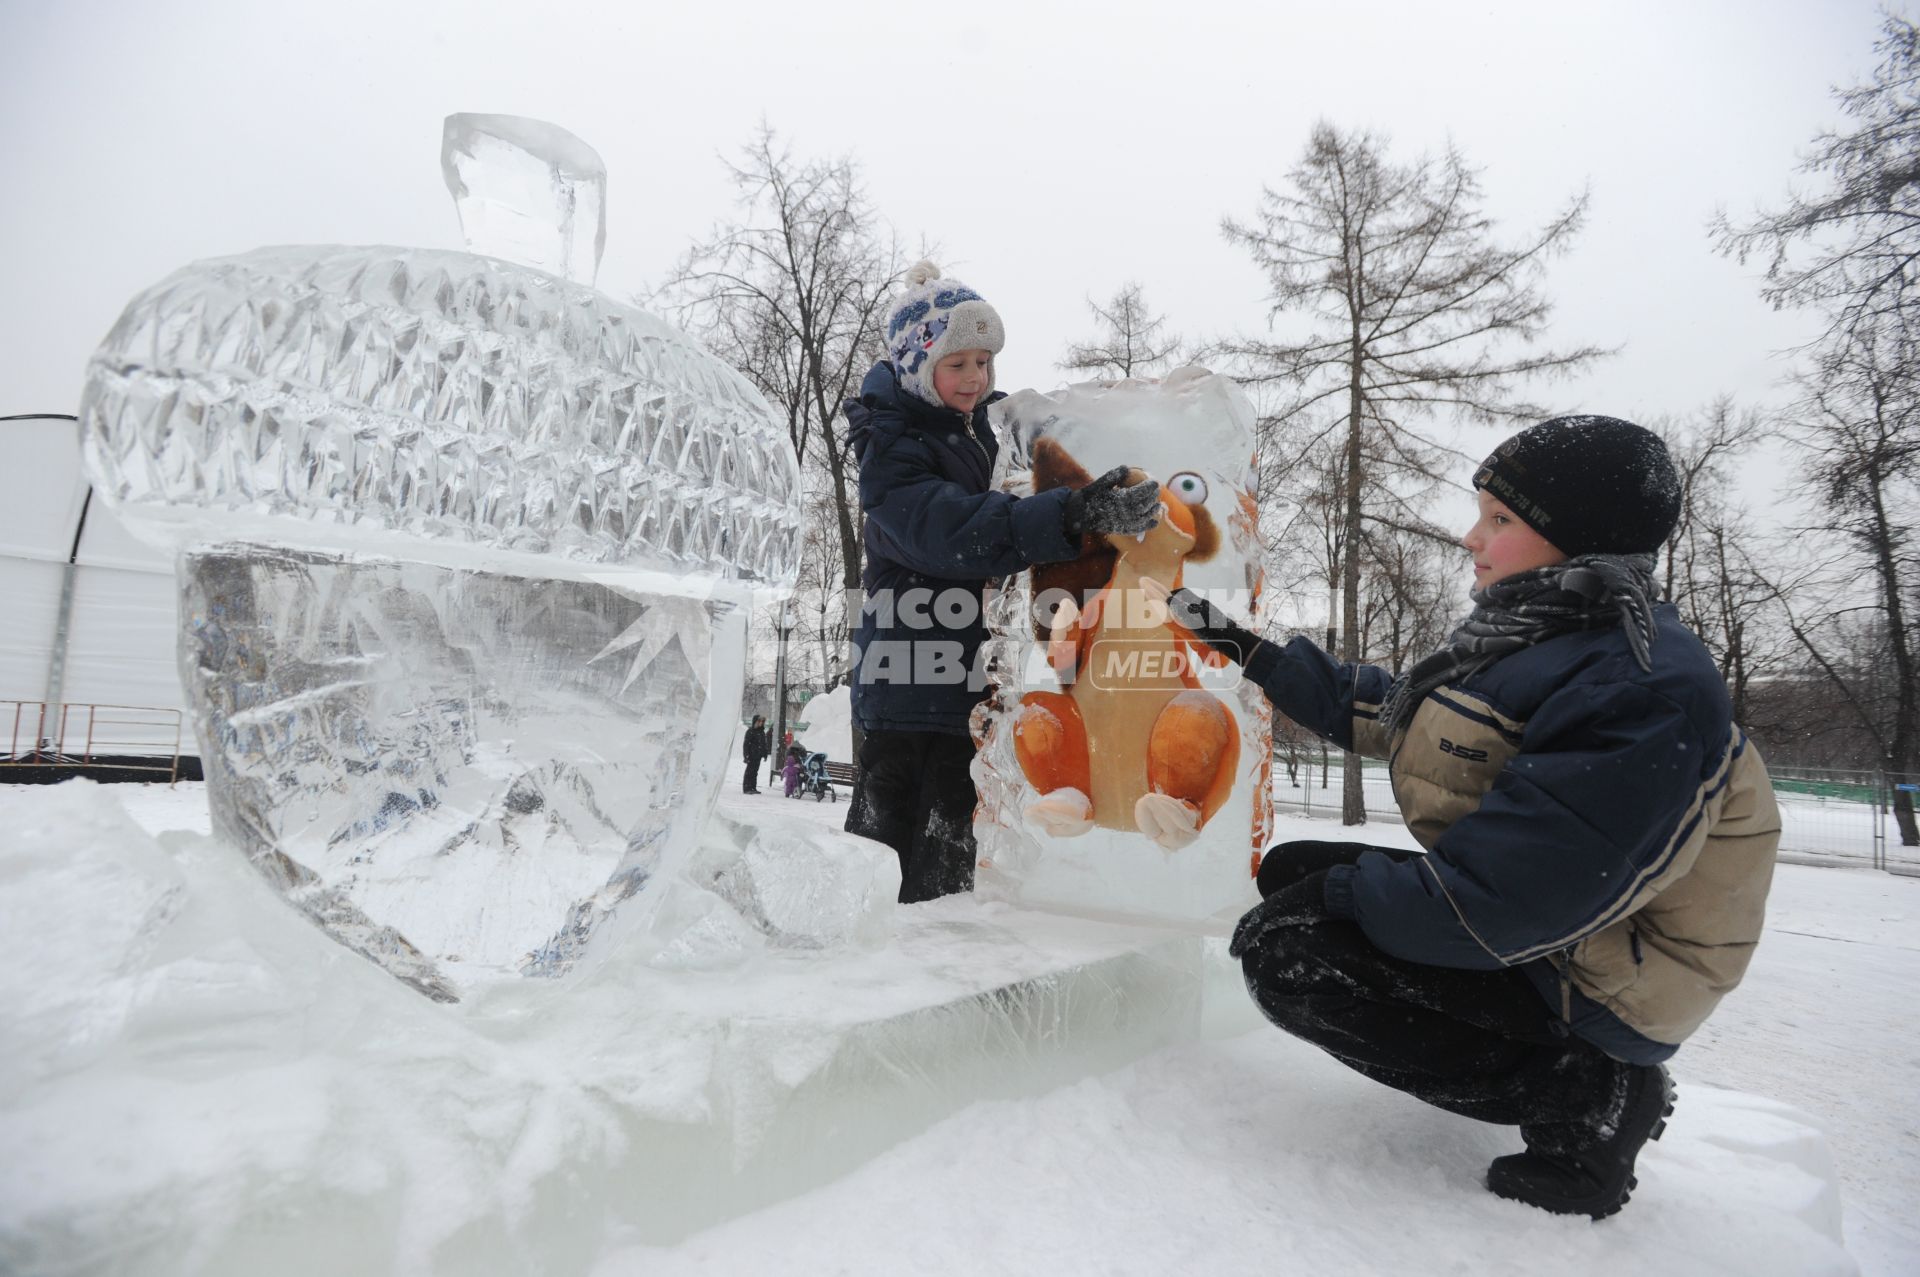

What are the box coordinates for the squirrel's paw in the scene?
[1134,792,1201,850]
[1024,787,1094,838]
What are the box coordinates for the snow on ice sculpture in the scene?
[78,114,812,1000]
[972,369,1272,925]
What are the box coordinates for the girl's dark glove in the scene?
[1064,466,1162,538]
[1166,587,1263,667]
[1228,870,1331,958]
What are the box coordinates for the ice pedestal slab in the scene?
[0,783,1208,1274]
[554,899,1206,1246]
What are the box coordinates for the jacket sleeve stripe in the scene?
[1427,687,1526,745]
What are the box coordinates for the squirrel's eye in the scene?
[1168,471,1208,504]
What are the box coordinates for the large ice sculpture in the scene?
[972,369,1272,926]
[78,116,806,999]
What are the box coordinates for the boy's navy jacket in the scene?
[844,360,1078,736]
[1241,603,1780,1064]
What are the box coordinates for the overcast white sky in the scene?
[0,0,1895,508]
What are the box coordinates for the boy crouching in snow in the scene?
[1158,416,1781,1218]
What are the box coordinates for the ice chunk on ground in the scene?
[711,812,899,948]
[0,787,184,1092]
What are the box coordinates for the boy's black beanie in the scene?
[1472,415,1681,557]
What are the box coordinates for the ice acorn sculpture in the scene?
[972,369,1272,925]
[78,115,804,999]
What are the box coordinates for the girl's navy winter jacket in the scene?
[845,361,1078,736]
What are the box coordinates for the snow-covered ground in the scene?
[707,784,1916,1277]
[3,777,1915,1276]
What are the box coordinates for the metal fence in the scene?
[1271,756,1395,820]
[1768,766,1920,875]
[1270,755,1920,876]
[3,699,185,783]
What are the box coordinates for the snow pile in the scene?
[792,684,853,765]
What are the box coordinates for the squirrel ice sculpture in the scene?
[1012,436,1240,851]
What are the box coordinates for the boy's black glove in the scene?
[1228,870,1330,958]
[1165,587,1264,668]
[1064,466,1162,539]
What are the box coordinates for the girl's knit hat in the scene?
[883,260,1005,409]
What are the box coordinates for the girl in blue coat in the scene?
[843,261,1161,902]
[1162,416,1780,1219]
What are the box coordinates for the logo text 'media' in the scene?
[1081,640,1242,692]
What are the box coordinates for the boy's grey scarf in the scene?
[1377,553,1661,737]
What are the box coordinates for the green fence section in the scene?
[1271,758,1920,872]
[1770,776,1877,803]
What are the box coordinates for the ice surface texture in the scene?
[972,369,1273,926]
[78,229,807,995]
[80,244,801,584]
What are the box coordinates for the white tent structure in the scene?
[1,413,189,765]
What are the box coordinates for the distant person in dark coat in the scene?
[843,260,1162,902]
[1157,416,1781,1219]
[741,714,770,794]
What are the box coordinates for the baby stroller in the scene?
[798,751,836,802]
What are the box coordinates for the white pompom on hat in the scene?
[882,259,1006,409]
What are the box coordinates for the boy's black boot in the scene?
[1486,1063,1675,1219]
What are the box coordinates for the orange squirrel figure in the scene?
[1011,436,1240,851]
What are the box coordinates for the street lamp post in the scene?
[770,600,792,789]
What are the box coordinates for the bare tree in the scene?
[1746,593,1903,771]
[1712,14,1920,349]
[794,488,855,692]
[1221,121,1607,822]
[1792,331,1920,841]
[1650,399,1783,725]
[1357,522,1459,674]
[1059,283,1183,378]
[1266,437,1350,655]
[656,125,900,612]
[1714,16,1920,843]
